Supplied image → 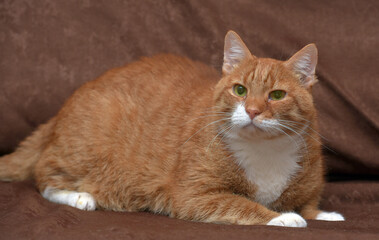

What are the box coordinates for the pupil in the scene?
[275,91,281,98]
[238,86,244,94]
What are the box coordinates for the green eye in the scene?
[269,90,286,100]
[234,84,247,97]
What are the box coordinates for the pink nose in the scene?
[246,107,261,120]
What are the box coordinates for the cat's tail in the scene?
[0,118,55,181]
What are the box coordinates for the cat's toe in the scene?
[316,211,345,221]
[267,213,307,227]
[68,192,96,211]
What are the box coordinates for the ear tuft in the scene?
[284,44,318,88]
[223,31,252,75]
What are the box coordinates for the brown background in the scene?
[0,0,378,239]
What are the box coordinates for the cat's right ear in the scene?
[223,31,253,75]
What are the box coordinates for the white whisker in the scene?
[185,113,231,124]
[206,122,232,151]
[278,118,328,141]
[274,122,311,161]
[260,120,301,150]
[276,119,335,153]
[216,124,236,148]
[182,117,231,146]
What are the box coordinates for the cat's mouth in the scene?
[240,119,267,133]
[243,117,265,128]
[228,120,277,140]
[239,118,282,136]
[242,121,256,129]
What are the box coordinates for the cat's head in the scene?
[214,31,318,140]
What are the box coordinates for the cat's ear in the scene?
[223,31,253,75]
[284,44,318,88]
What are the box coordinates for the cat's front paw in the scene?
[316,211,345,221]
[267,213,307,227]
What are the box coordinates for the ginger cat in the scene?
[0,31,344,227]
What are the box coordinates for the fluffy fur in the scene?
[0,31,344,227]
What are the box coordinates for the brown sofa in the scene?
[1,0,378,239]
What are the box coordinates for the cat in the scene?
[0,31,345,227]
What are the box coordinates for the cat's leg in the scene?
[42,187,96,211]
[302,208,345,221]
[172,193,307,227]
[34,146,97,211]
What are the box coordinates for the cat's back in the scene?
[61,54,220,113]
[93,54,220,121]
[100,54,219,94]
[54,54,220,158]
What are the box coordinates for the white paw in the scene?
[267,213,307,228]
[42,188,96,211]
[67,192,96,211]
[316,211,345,221]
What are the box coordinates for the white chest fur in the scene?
[227,136,301,206]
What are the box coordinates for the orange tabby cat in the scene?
[0,31,344,227]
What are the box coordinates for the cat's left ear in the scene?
[284,44,318,88]
[223,31,253,75]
